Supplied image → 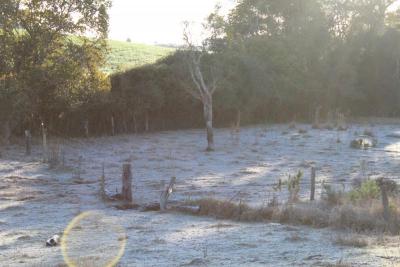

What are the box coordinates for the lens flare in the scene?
[61,211,126,267]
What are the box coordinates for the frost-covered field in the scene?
[1,124,400,266]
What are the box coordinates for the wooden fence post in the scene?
[310,167,316,201]
[313,106,321,129]
[381,183,390,222]
[84,119,89,138]
[41,123,47,162]
[2,121,11,145]
[25,130,31,156]
[61,149,65,167]
[100,163,105,199]
[145,111,149,132]
[111,116,115,136]
[122,164,133,203]
[76,156,82,179]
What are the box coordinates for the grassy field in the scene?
[2,124,400,266]
[104,40,175,74]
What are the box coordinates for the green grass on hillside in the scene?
[3,32,173,74]
[104,40,175,74]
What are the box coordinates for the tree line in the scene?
[111,0,400,144]
[1,0,400,143]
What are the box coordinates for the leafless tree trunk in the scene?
[203,96,214,151]
[183,22,218,151]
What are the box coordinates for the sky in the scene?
[389,0,400,12]
[109,0,400,46]
[108,0,235,45]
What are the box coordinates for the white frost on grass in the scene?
[1,124,400,266]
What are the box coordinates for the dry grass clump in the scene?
[193,198,274,222]
[183,196,400,234]
[333,234,368,247]
[177,179,400,234]
[278,203,330,227]
[328,203,388,232]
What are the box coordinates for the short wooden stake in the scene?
[310,167,316,201]
[122,164,133,203]
[25,130,31,156]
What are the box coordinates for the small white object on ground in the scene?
[46,234,60,247]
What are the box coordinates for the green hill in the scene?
[104,40,175,74]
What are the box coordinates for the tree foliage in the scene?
[0,0,111,135]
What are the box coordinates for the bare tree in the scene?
[182,22,218,151]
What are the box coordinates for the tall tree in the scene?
[0,0,111,136]
[183,22,219,151]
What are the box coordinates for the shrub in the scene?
[348,180,380,203]
[322,183,344,205]
[287,171,302,202]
